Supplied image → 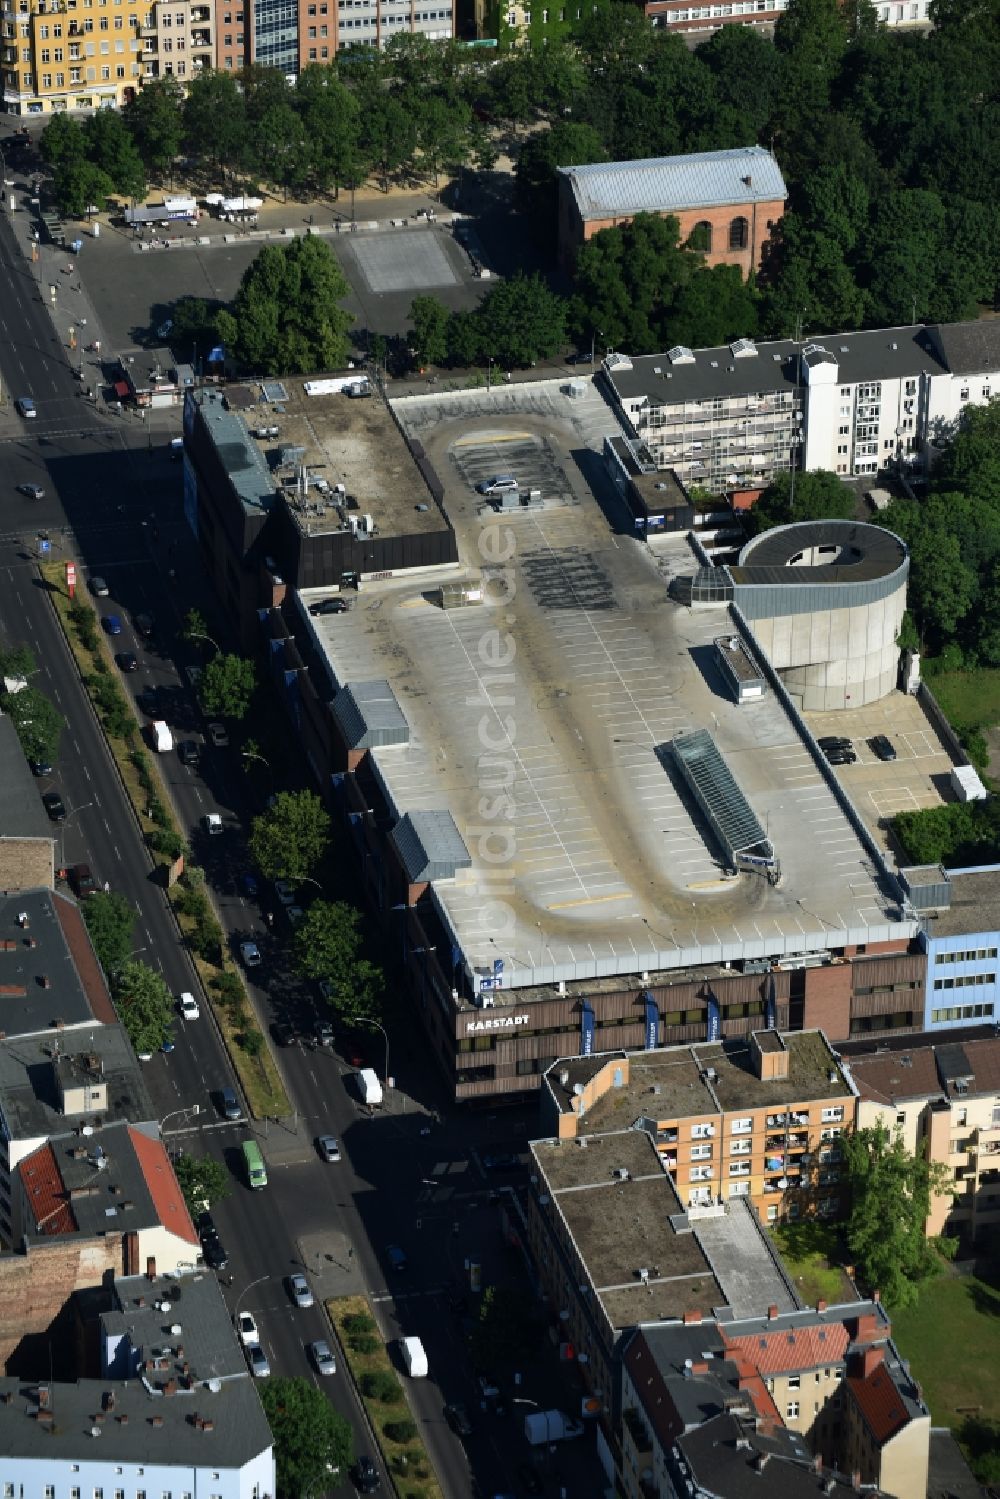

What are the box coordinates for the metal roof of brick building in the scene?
[559,146,787,223]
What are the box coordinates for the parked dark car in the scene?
[869,734,897,762]
[818,736,852,751]
[309,597,348,617]
[482,1151,520,1172]
[445,1403,473,1437]
[68,863,98,897]
[826,748,857,766]
[42,791,67,821]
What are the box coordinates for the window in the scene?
[731,1138,751,1155]
[691,1123,715,1139]
[896,1111,906,1126]
[690,1165,713,1181]
[934,972,996,990]
[731,1117,752,1134]
[786,1401,800,1418]
[729,1161,750,1176]
[728,216,749,251]
[688,220,712,253]
[821,1106,843,1123]
[691,1143,712,1160]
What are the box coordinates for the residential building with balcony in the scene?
[140,0,214,82]
[2,0,144,116]
[601,319,1000,496]
[640,0,927,38]
[849,1033,1000,1248]
[540,1029,855,1227]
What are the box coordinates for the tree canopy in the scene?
[111,961,174,1056]
[749,470,855,533]
[0,684,63,767]
[292,900,384,1022]
[227,238,354,375]
[248,791,331,884]
[82,891,136,975]
[259,1377,353,1499]
[840,1124,950,1308]
[199,654,256,721]
[173,1153,230,1216]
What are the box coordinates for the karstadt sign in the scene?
[465,1014,530,1035]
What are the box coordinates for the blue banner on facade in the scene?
[493,958,504,977]
[643,991,659,1050]
[580,1000,596,1057]
[451,942,463,973]
[765,973,777,1030]
[706,996,721,1042]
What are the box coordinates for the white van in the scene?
[152,720,173,753]
[400,1336,428,1378]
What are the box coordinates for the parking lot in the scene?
[805,690,957,856]
[449,432,577,511]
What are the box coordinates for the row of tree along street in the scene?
[36,0,1000,363]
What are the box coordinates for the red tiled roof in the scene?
[19,1144,75,1235]
[129,1128,198,1245]
[722,1320,849,1377]
[728,1353,781,1423]
[847,1363,910,1445]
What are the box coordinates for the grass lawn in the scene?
[890,1271,1000,1428]
[329,1296,443,1499]
[770,1222,857,1307]
[927,667,1000,731]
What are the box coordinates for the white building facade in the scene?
[602,321,1000,496]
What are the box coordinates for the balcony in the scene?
[191,27,210,41]
[766,1113,789,1128]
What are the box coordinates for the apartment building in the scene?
[601,319,1000,497]
[0,1270,274,1498]
[2,0,145,116]
[849,1033,1000,1247]
[557,146,786,274]
[140,0,213,82]
[622,1303,929,1499]
[641,0,927,36]
[540,1030,855,1226]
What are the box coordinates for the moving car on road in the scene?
[237,1311,258,1346]
[352,1457,381,1493]
[287,1274,314,1309]
[240,940,262,968]
[15,397,36,419]
[102,614,123,636]
[317,1134,341,1162]
[178,991,199,1020]
[203,813,223,835]
[16,483,45,498]
[115,652,138,673]
[247,1344,270,1378]
[207,722,229,747]
[309,1339,336,1376]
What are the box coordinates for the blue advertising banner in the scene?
[643,992,659,1050]
[580,1000,596,1057]
[706,996,721,1042]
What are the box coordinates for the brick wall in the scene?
[802,963,852,1039]
[0,1236,121,1372]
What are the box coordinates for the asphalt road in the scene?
[0,168,597,1499]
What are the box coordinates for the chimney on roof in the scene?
[146,1256,156,1281]
[767,1305,779,1320]
[861,1346,885,1377]
[817,1299,828,1314]
[151,1415,164,1428]
[117,1413,129,1425]
[683,1309,702,1325]
[36,1385,50,1410]
[162,1379,177,1397]
[872,1289,880,1304]
[103,1391,115,1412]
[754,1452,769,1472]
[852,1472,861,1491]
[813,1454,823,1474]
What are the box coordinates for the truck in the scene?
[151,719,173,753]
[357,1067,383,1107]
[523,1411,584,1446]
[400,1336,428,1378]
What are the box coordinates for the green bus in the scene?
[242,1139,267,1190]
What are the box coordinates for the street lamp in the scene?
[60,801,93,866]
[590,326,603,365]
[186,628,220,654]
[348,1014,389,1082]
[159,1103,200,1134]
[234,1273,269,1319]
[486,354,494,393]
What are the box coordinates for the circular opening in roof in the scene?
[786,543,862,568]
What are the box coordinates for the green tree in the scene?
[841,1124,950,1308]
[123,76,185,179]
[259,1377,353,1499]
[230,238,354,375]
[750,470,854,533]
[959,1416,1000,1487]
[478,273,566,368]
[408,295,450,368]
[0,684,63,767]
[569,213,696,355]
[669,264,758,350]
[52,159,116,220]
[0,644,38,679]
[173,1152,231,1215]
[359,93,417,193]
[40,113,86,170]
[416,93,472,187]
[292,902,384,1023]
[82,109,146,200]
[82,891,136,974]
[773,0,849,133]
[248,791,331,883]
[112,960,174,1056]
[181,607,212,651]
[257,102,311,199]
[182,69,249,178]
[295,68,363,198]
[514,120,607,251]
[696,26,784,138]
[198,654,256,720]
